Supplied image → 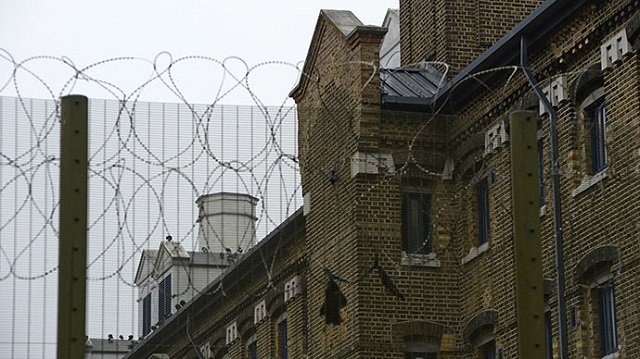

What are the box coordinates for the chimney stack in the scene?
[196,193,258,253]
[399,0,543,74]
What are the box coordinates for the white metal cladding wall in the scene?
[0,96,300,358]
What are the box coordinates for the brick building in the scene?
[124,0,639,358]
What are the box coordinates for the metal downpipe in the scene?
[519,36,569,359]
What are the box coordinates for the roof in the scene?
[381,64,447,108]
[160,240,190,259]
[380,0,590,111]
[382,9,399,27]
[133,249,158,285]
[380,9,401,68]
[124,208,306,359]
[434,0,589,107]
[135,242,231,285]
[289,10,387,99]
[321,9,363,36]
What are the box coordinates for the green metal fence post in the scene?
[510,110,546,359]
[57,95,89,359]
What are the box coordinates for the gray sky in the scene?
[1,0,398,105]
[0,1,398,357]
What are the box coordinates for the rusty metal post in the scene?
[510,110,546,359]
[57,95,88,359]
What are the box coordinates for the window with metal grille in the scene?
[142,294,151,336]
[158,274,171,323]
[279,319,288,359]
[597,281,618,356]
[248,341,257,359]
[476,181,490,245]
[544,310,553,359]
[589,100,607,173]
[480,340,496,359]
[401,193,432,254]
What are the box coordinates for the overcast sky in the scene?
[1,0,399,105]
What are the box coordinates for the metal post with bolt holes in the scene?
[57,95,88,359]
[510,111,546,359]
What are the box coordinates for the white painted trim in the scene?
[462,242,490,265]
[571,169,608,197]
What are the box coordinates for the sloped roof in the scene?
[380,9,401,68]
[382,9,399,27]
[321,9,363,36]
[289,9,387,99]
[381,64,447,108]
[134,249,158,285]
[124,208,305,359]
[434,0,589,107]
[160,240,190,259]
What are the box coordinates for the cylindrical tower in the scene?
[196,192,258,253]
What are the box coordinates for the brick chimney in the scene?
[196,193,258,253]
[399,0,544,74]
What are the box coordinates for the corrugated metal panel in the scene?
[380,65,447,104]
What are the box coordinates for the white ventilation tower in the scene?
[196,192,258,253]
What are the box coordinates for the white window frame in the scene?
[225,321,238,345]
[284,276,299,302]
[254,299,267,324]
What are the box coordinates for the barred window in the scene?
[157,274,172,323]
[588,99,607,173]
[401,193,432,254]
[476,180,490,245]
[544,310,553,359]
[597,281,618,356]
[480,340,496,359]
[279,318,288,359]
[142,294,152,336]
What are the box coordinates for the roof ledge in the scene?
[321,9,363,36]
[290,10,385,100]
[346,25,388,48]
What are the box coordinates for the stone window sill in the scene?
[401,251,441,267]
[602,351,619,359]
[461,242,490,265]
[571,169,608,197]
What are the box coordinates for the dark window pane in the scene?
[142,294,151,336]
[590,101,607,173]
[248,341,258,359]
[481,340,496,359]
[402,193,432,253]
[545,310,553,359]
[158,274,171,323]
[598,283,618,355]
[476,181,490,245]
[279,319,288,359]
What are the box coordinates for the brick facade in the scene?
[400,0,543,73]
[294,1,639,358]
[125,2,640,358]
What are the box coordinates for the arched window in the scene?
[574,246,620,356]
[574,65,607,175]
[393,321,444,359]
[580,87,607,173]
[463,310,498,359]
